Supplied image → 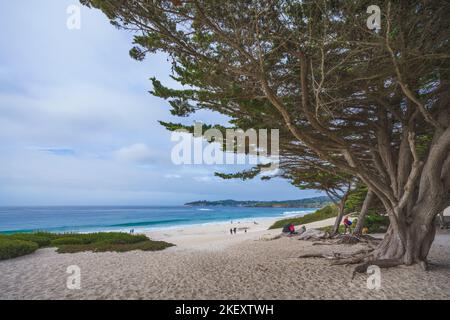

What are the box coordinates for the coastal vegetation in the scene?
[269,204,390,234]
[81,0,450,269]
[0,239,39,260]
[0,232,174,260]
[269,205,337,229]
[185,196,330,208]
[318,214,390,235]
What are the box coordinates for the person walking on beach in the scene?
[230,228,233,235]
[233,227,237,234]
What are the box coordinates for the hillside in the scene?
[185,196,330,208]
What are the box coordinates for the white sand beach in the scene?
[1,215,450,300]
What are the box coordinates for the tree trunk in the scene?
[370,199,443,265]
[331,192,350,236]
[438,211,446,229]
[353,190,374,236]
[371,221,436,265]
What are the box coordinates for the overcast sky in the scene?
[0,0,323,205]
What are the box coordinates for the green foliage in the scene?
[214,163,274,181]
[269,205,337,229]
[319,225,346,234]
[7,232,54,247]
[52,232,149,245]
[364,214,390,233]
[57,240,174,254]
[0,232,174,260]
[344,185,369,214]
[0,239,39,260]
[318,214,389,234]
[50,237,86,246]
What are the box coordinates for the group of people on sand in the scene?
[229,220,252,235]
[283,223,306,236]
[229,227,248,235]
[342,216,369,234]
[282,215,371,237]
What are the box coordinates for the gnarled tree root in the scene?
[299,248,374,262]
[351,259,403,279]
[330,249,373,266]
[298,253,338,259]
[303,234,382,247]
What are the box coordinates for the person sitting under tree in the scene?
[343,216,353,234]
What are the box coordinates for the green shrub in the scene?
[51,232,148,245]
[78,232,148,244]
[0,239,39,260]
[0,231,174,259]
[269,205,338,229]
[50,237,85,246]
[56,239,175,254]
[318,214,390,234]
[364,214,390,233]
[8,233,53,248]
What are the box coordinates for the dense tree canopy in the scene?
[82,0,450,267]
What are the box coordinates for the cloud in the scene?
[113,144,157,164]
[164,174,182,179]
[193,176,214,182]
[37,148,76,156]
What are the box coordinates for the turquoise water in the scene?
[0,206,316,234]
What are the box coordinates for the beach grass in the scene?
[0,232,174,260]
[269,205,338,229]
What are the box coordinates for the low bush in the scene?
[318,214,390,234]
[0,232,174,260]
[364,214,390,233]
[269,205,338,229]
[56,239,175,254]
[8,233,53,248]
[50,237,85,246]
[0,239,39,260]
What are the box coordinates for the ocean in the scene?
[0,206,317,234]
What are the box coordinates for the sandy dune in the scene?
[1,217,449,300]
